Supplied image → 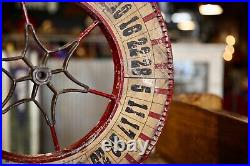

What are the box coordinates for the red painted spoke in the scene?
[21,2,30,24]
[49,125,61,151]
[78,20,99,42]
[88,88,115,100]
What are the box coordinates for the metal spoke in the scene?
[88,88,115,100]
[3,3,116,157]
[21,2,30,24]
[42,40,79,69]
[49,125,61,151]
[2,98,33,114]
[2,68,14,81]
[60,41,79,70]
[78,20,99,42]
[64,71,89,90]
[25,25,48,68]
[51,68,64,74]
[2,82,16,108]
[22,56,34,69]
[59,89,89,94]
[31,84,39,98]
[26,24,48,51]
[2,82,16,107]
[51,94,58,125]
[16,75,32,82]
[33,100,51,125]
[2,68,16,107]
[2,56,23,62]
[50,89,88,125]
[47,83,58,95]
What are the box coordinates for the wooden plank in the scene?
[155,101,248,163]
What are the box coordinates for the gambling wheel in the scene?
[2,2,174,164]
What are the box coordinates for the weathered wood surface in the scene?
[156,101,248,163]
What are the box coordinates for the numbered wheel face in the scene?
[2,2,174,164]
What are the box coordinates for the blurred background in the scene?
[2,2,248,163]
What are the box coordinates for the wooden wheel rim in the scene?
[3,2,174,164]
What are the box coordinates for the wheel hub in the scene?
[32,66,52,85]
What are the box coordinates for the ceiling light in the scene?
[172,12,192,23]
[226,35,236,46]
[223,52,233,61]
[199,4,223,15]
[177,21,196,31]
[225,45,235,54]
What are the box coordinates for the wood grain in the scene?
[156,101,248,163]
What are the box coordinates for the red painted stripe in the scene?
[139,133,151,142]
[155,62,168,69]
[142,12,157,22]
[125,153,138,164]
[154,88,168,95]
[151,37,167,45]
[148,111,161,120]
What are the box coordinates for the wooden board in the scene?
[156,101,248,163]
